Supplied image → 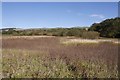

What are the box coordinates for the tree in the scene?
[89,17,120,38]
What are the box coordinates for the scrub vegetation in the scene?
[2,37,118,78]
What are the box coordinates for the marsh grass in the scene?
[2,37,119,78]
[2,49,118,78]
[2,49,72,78]
[61,41,99,46]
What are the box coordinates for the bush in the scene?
[81,31,100,39]
[2,28,100,39]
[89,17,120,38]
[66,28,83,37]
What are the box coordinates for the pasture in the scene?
[1,36,119,78]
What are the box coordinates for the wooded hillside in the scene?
[89,17,120,38]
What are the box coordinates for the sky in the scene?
[2,2,118,29]
[2,0,120,2]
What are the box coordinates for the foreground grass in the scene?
[2,49,118,78]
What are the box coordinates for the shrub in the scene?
[89,17,120,38]
[81,31,100,39]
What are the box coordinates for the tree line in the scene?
[1,17,120,39]
[89,17,120,38]
[1,27,99,39]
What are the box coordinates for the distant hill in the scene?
[89,17,120,38]
[0,28,23,31]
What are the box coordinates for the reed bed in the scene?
[2,36,119,78]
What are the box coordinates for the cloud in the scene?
[90,14,105,19]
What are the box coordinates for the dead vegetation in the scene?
[2,36,119,78]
